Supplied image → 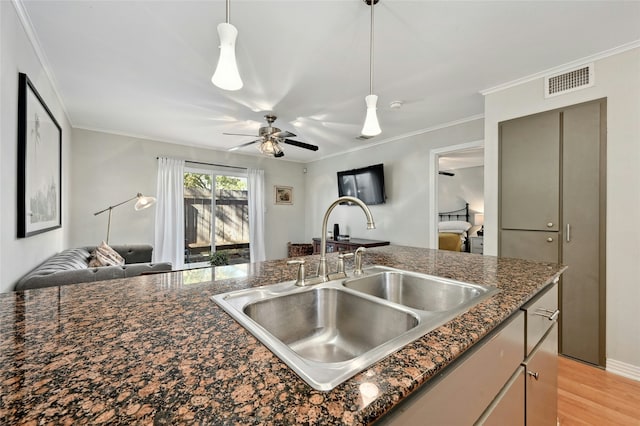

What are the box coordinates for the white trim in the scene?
[11,0,73,126]
[428,140,484,250]
[480,40,640,96]
[310,114,485,163]
[607,358,640,382]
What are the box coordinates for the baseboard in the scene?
[606,358,640,381]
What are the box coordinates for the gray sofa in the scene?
[15,245,172,291]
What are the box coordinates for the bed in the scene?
[438,203,472,252]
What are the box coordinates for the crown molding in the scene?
[11,0,73,126]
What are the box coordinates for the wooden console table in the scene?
[312,237,390,254]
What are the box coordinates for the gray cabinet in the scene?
[380,284,560,426]
[499,100,606,367]
[500,230,558,263]
[525,324,558,426]
[500,111,560,231]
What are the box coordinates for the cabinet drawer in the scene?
[476,366,525,426]
[524,323,558,426]
[522,282,559,356]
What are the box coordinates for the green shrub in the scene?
[210,251,229,266]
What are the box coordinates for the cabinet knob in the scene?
[547,222,554,228]
[527,371,540,380]
[547,237,553,242]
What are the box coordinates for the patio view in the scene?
[184,172,250,265]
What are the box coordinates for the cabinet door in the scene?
[500,230,559,263]
[500,112,560,231]
[561,101,604,366]
[525,323,558,426]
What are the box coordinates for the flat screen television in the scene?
[337,163,386,205]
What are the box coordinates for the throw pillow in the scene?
[88,252,103,268]
[95,241,125,267]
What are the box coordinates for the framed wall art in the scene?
[17,72,62,238]
[274,185,293,205]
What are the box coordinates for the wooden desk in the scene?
[312,237,390,254]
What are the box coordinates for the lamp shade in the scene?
[474,213,485,226]
[361,94,381,137]
[211,22,243,91]
[134,194,156,211]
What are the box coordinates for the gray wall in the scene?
[483,47,640,374]
[304,119,484,247]
[70,128,307,262]
[0,1,73,293]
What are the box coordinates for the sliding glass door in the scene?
[183,168,249,266]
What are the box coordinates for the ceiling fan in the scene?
[226,114,319,158]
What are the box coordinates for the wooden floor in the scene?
[558,356,640,425]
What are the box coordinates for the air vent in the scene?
[544,63,594,98]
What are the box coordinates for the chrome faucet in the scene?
[317,196,375,281]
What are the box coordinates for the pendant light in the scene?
[211,0,243,91]
[361,0,381,137]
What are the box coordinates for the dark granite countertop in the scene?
[0,246,565,425]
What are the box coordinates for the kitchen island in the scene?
[0,246,565,424]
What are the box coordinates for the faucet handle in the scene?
[337,252,354,274]
[354,247,367,276]
[287,259,306,286]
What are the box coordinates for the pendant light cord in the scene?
[369,0,375,95]
[226,0,230,23]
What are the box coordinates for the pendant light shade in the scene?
[211,0,243,91]
[361,94,381,136]
[361,0,381,137]
[212,23,242,91]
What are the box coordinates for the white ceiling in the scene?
[19,1,640,162]
[439,147,484,171]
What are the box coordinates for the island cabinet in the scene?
[378,282,559,425]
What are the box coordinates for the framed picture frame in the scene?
[17,73,62,238]
[274,185,293,205]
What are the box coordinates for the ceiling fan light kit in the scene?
[361,0,382,137]
[226,115,319,158]
[211,0,243,91]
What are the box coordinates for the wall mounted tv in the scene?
[337,163,386,205]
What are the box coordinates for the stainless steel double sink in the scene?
[211,266,499,390]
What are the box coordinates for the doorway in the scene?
[428,141,484,250]
[183,167,250,267]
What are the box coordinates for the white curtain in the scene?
[153,157,185,269]
[247,168,266,262]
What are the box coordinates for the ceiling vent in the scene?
[544,63,594,98]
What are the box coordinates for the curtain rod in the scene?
[156,157,247,171]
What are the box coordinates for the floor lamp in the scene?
[94,193,156,244]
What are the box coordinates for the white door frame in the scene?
[428,140,484,249]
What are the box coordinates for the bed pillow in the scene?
[438,221,472,233]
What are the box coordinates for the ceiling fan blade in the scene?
[283,139,319,151]
[223,132,258,137]
[272,130,296,138]
[229,139,262,151]
[274,151,285,158]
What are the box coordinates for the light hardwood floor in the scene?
[558,356,640,425]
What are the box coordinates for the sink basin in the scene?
[244,287,418,363]
[343,270,493,312]
[211,266,498,390]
